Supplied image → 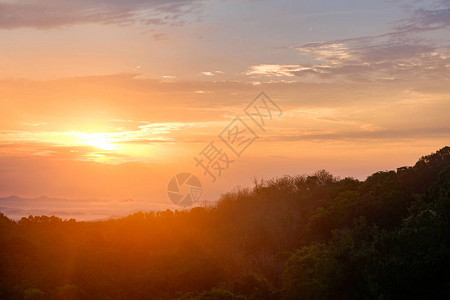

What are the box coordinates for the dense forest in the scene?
[0,147,449,300]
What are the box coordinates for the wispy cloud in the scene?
[23,122,48,127]
[0,0,202,29]
[393,1,450,33]
[198,71,224,76]
[246,65,311,77]
[248,35,449,82]
[266,127,450,142]
[0,120,219,163]
[247,1,450,82]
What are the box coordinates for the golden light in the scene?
[78,132,118,151]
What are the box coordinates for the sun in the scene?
[79,132,117,151]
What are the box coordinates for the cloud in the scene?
[23,122,48,127]
[0,72,447,128]
[0,0,202,29]
[266,127,450,142]
[298,34,448,79]
[246,1,450,83]
[393,1,450,33]
[198,71,224,76]
[248,34,449,82]
[246,65,311,77]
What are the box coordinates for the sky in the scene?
[0,0,449,219]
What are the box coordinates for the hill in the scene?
[0,147,449,299]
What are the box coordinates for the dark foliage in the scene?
[0,147,449,299]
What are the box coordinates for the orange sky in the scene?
[0,0,448,217]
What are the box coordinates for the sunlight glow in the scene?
[78,132,117,151]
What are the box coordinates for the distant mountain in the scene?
[0,195,162,221]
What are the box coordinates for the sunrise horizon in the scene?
[1,0,449,218]
[1,1,449,299]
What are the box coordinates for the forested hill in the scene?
[1,147,449,300]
